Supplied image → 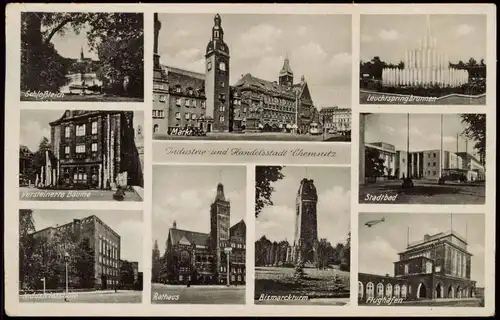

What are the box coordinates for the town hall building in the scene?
[156,182,246,285]
[152,13,320,136]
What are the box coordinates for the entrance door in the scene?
[101,275,108,290]
[417,282,427,299]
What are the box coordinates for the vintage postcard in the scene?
[254,166,350,305]
[358,213,485,307]
[359,14,487,105]
[4,2,496,318]
[20,12,144,102]
[152,13,352,142]
[151,165,247,304]
[18,209,144,303]
[359,113,486,205]
[19,110,145,202]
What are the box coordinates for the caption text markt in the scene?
[165,147,337,158]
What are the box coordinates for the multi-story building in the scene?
[319,107,352,133]
[158,182,246,285]
[19,145,35,184]
[152,13,319,136]
[364,141,483,182]
[44,110,143,189]
[359,230,477,302]
[30,214,122,290]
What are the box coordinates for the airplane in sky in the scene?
[365,217,385,228]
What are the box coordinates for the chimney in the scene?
[173,220,177,229]
[424,234,431,242]
[385,273,390,277]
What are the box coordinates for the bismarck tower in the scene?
[205,14,231,133]
[293,178,318,264]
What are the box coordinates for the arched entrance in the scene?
[207,123,212,133]
[456,285,462,298]
[435,282,444,298]
[447,284,454,298]
[358,281,364,299]
[153,124,159,133]
[417,282,427,299]
[470,288,475,297]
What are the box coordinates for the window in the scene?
[91,143,97,152]
[191,113,196,120]
[207,61,212,71]
[219,62,226,71]
[433,162,436,166]
[185,113,190,120]
[220,81,225,87]
[394,284,401,298]
[376,283,384,298]
[401,285,407,298]
[159,95,166,102]
[219,115,224,122]
[386,284,393,298]
[76,124,86,136]
[366,282,374,299]
[358,282,364,299]
[65,146,70,155]
[91,122,97,134]
[76,145,86,153]
[404,264,409,275]
[65,126,71,138]
[219,105,225,112]
[201,101,206,109]
[433,153,436,157]
[175,112,181,120]
[425,261,433,273]
[189,88,193,95]
[175,86,181,93]
[153,110,165,119]
[433,171,437,175]
[176,98,182,105]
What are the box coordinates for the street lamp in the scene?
[224,247,232,287]
[64,251,70,302]
[41,277,46,294]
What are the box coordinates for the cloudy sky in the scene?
[152,165,246,253]
[157,13,352,109]
[361,14,486,64]
[28,209,143,270]
[20,110,144,152]
[364,113,482,159]
[358,213,485,287]
[255,166,350,246]
[49,23,99,60]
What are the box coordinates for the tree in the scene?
[255,166,285,217]
[365,147,386,178]
[19,209,36,288]
[460,114,486,165]
[74,237,95,288]
[120,260,135,286]
[341,232,351,272]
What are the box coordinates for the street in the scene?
[359,180,485,204]
[154,132,350,142]
[19,187,143,202]
[19,290,142,303]
[151,283,245,304]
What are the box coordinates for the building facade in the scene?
[19,145,35,184]
[319,107,352,133]
[158,182,246,285]
[359,230,477,303]
[364,141,484,181]
[45,110,143,190]
[30,215,122,290]
[152,13,320,136]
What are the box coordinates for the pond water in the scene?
[59,73,103,95]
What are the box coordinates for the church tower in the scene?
[153,13,163,76]
[279,54,294,87]
[210,182,231,283]
[205,14,231,132]
[294,178,318,264]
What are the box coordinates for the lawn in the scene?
[254,266,350,300]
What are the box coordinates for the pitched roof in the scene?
[230,219,246,234]
[169,228,210,247]
[234,73,296,98]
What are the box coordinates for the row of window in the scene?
[263,112,295,122]
[451,248,468,278]
[64,143,98,155]
[64,122,98,138]
[359,282,408,300]
[174,98,206,108]
[174,112,201,120]
[219,267,244,273]
[153,110,165,119]
[99,235,118,259]
[98,265,118,277]
[98,255,119,268]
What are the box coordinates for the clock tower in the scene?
[205,14,231,132]
[210,182,231,283]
